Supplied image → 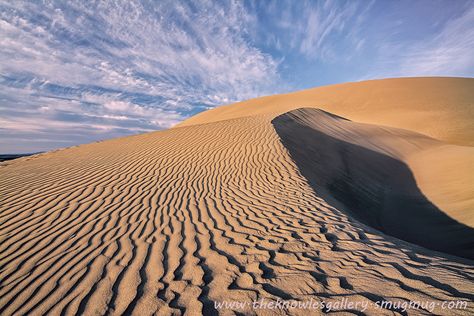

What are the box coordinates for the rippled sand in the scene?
[1,77,473,315]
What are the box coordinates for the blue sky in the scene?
[1,0,473,153]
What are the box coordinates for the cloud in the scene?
[398,3,474,76]
[0,0,280,152]
[248,0,371,61]
[363,1,474,79]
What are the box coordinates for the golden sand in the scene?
[1,77,473,315]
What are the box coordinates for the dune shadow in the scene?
[272,108,474,260]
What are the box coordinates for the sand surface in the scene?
[1,77,473,315]
[272,108,474,259]
[178,77,474,146]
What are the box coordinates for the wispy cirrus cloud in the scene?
[362,0,474,79]
[247,0,371,61]
[0,0,279,152]
[398,3,474,76]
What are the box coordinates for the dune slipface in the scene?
[272,108,474,259]
[1,78,473,315]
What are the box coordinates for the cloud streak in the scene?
[247,0,370,61]
[362,0,474,79]
[0,0,279,152]
[398,3,474,76]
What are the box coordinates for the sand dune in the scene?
[178,77,474,146]
[272,108,474,259]
[1,77,473,315]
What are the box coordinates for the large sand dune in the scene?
[178,77,474,146]
[272,108,474,259]
[1,77,473,315]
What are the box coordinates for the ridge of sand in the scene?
[1,108,473,315]
[178,77,474,146]
[272,108,474,259]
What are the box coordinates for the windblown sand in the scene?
[1,77,473,315]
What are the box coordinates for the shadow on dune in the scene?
[272,108,474,260]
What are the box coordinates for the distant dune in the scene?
[0,153,39,163]
[179,77,474,146]
[1,77,473,315]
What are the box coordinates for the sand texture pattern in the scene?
[1,78,473,315]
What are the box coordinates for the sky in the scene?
[1,0,473,153]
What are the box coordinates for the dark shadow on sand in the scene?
[272,108,474,260]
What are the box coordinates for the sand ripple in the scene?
[1,113,473,315]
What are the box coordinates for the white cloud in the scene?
[0,0,280,110]
[362,1,474,79]
[248,0,369,61]
[0,0,281,152]
[398,4,474,76]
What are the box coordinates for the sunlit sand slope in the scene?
[178,77,474,146]
[1,110,473,315]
